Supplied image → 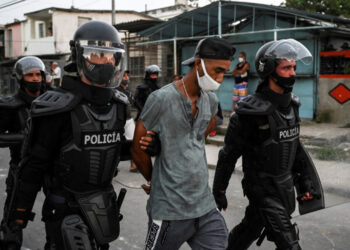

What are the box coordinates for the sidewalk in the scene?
[206,120,350,199]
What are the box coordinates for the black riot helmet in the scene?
[70,20,126,88]
[255,39,312,79]
[145,65,160,79]
[255,39,312,92]
[13,56,46,83]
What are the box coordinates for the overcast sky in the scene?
[0,0,285,25]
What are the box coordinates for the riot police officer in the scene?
[213,39,324,250]
[134,64,160,120]
[0,56,46,248]
[2,21,132,250]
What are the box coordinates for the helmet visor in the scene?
[80,43,126,88]
[265,39,313,65]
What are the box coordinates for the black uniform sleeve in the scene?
[13,113,71,212]
[213,113,245,192]
[0,108,13,133]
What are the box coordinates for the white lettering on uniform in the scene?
[279,126,299,140]
[90,135,98,144]
[84,135,91,145]
[83,132,121,145]
[107,134,112,143]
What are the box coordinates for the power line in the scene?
[0,0,25,9]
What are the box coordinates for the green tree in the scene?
[283,0,350,18]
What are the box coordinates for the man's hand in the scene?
[213,190,228,211]
[141,181,151,195]
[140,131,161,156]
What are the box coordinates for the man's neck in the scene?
[183,73,200,99]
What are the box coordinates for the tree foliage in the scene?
[284,0,350,18]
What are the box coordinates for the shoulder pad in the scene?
[113,89,129,105]
[291,93,301,107]
[0,95,25,109]
[235,94,274,116]
[31,90,80,117]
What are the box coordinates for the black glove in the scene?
[0,221,23,250]
[145,133,161,156]
[213,191,228,211]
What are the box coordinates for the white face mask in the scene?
[238,57,244,63]
[196,59,221,92]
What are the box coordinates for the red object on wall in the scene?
[320,75,350,78]
[329,83,350,104]
[320,51,350,58]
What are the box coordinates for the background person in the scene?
[116,70,138,172]
[51,62,61,87]
[134,64,160,121]
[232,51,250,111]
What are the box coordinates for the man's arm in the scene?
[234,63,250,75]
[205,116,217,138]
[131,119,153,182]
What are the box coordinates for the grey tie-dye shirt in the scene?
[140,82,218,220]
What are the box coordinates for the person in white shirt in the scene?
[51,62,61,87]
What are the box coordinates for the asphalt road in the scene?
[0,148,349,250]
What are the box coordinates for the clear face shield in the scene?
[265,39,313,65]
[78,40,126,88]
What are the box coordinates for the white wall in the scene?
[52,11,154,54]
[22,18,56,56]
[21,10,153,55]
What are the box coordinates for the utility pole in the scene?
[112,0,116,25]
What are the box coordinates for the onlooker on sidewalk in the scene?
[232,51,250,111]
[51,62,61,87]
[131,37,235,250]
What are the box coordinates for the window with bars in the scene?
[129,56,145,77]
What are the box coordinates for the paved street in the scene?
[0,148,349,250]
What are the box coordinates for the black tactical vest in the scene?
[258,106,300,175]
[236,93,300,176]
[58,102,125,192]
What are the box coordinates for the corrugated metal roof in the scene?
[114,20,163,33]
[138,1,350,41]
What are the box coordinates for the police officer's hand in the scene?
[141,181,151,195]
[213,190,227,211]
[297,191,319,203]
[140,131,161,156]
[0,221,23,250]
